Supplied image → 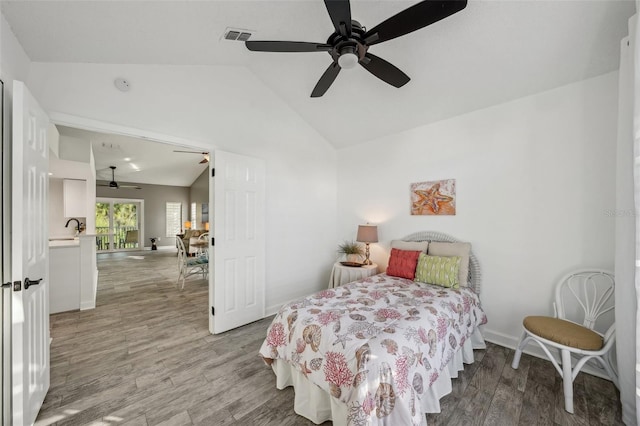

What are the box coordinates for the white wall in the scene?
[337,72,619,346]
[0,13,30,92]
[27,62,338,312]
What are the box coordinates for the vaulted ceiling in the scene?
[2,0,636,150]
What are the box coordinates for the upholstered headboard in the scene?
[401,231,482,294]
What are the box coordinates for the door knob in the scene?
[24,277,43,290]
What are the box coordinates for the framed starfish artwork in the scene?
[410,179,456,215]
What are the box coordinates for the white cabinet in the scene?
[49,244,80,313]
[48,236,98,313]
[63,179,86,218]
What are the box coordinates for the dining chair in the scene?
[196,232,209,258]
[511,269,617,413]
[121,230,138,249]
[176,236,208,289]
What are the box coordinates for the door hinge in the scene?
[211,307,215,316]
[211,168,215,177]
[211,238,214,247]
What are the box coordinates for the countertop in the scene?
[49,234,96,248]
[49,239,80,248]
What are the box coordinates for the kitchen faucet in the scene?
[65,218,82,235]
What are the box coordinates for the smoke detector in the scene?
[114,77,131,92]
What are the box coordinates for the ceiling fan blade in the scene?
[324,0,352,36]
[173,150,208,154]
[245,41,332,52]
[311,62,341,98]
[363,0,467,46]
[120,185,142,190]
[360,53,410,88]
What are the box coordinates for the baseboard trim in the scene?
[142,245,176,252]
[266,304,281,317]
[482,328,612,381]
[80,301,95,311]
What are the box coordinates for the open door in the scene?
[209,151,265,334]
[11,81,51,425]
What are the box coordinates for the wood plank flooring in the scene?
[36,250,622,426]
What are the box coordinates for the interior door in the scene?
[11,81,50,426]
[210,151,265,334]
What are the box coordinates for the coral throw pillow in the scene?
[386,248,422,279]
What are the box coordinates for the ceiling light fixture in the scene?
[123,157,131,162]
[337,46,359,69]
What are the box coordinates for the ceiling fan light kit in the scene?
[245,0,467,97]
[337,45,358,69]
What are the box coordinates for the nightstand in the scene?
[328,262,378,289]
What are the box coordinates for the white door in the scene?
[209,151,265,334]
[11,81,50,426]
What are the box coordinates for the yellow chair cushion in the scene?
[523,316,603,351]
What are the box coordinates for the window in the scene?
[191,202,197,222]
[166,202,182,237]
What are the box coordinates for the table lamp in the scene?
[356,224,378,265]
[184,221,192,230]
[205,222,210,231]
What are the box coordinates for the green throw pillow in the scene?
[415,253,461,289]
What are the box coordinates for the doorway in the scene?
[96,198,144,252]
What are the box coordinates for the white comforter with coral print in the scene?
[259,273,488,426]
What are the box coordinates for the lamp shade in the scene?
[184,221,192,230]
[356,225,378,243]
[205,222,210,231]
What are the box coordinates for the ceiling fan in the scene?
[173,150,210,164]
[245,0,467,97]
[97,166,141,190]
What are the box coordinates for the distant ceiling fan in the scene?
[173,150,210,164]
[97,166,141,190]
[245,0,467,97]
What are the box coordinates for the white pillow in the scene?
[428,242,471,287]
[390,240,429,252]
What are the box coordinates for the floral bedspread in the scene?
[259,273,488,426]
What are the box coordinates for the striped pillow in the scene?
[415,253,461,288]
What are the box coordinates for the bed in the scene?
[259,231,488,426]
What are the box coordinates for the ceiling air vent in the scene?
[222,27,254,42]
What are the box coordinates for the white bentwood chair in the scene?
[196,232,209,258]
[511,269,617,413]
[176,236,208,290]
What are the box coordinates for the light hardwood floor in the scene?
[36,250,621,426]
